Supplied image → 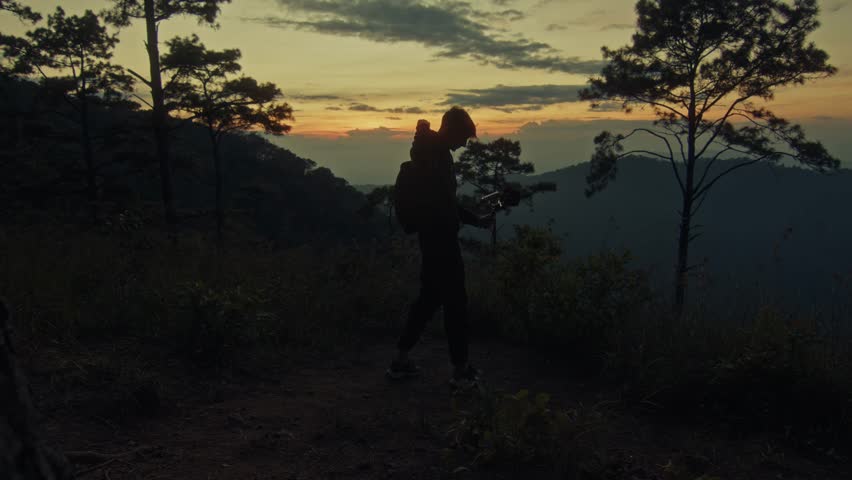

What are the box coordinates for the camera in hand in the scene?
[479,185,521,212]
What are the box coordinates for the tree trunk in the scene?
[80,98,98,222]
[674,88,698,319]
[492,166,499,248]
[0,301,73,479]
[213,136,223,248]
[144,0,177,239]
[673,195,692,319]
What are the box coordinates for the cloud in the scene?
[387,106,426,114]
[440,84,586,112]
[343,126,401,139]
[349,103,381,112]
[554,8,633,31]
[488,9,524,21]
[600,23,633,31]
[347,103,428,114]
[588,101,623,112]
[290,93,346,101]
[325,106,343,110]
[558,8,607,26]
[386,116,402,120]
[826,1,848,13]
[246,0,604,74]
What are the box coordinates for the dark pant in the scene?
[397,230,469,367]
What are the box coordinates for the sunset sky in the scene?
[3,0,852,183]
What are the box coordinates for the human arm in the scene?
[458,206,479,226]
[458,205,493,229]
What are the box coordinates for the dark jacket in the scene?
[410,128,479,232]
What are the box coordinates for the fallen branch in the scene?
[72,459,118,477]
[69,446,155,478]
[67,445,155,464]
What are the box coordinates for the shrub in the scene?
[174,281,267,365]
[468,225,653,359]
[448,387,605,475]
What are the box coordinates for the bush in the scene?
[468,225,653,358]
[175,281,267,365]
[448,387,605,475]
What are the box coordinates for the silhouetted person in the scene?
[387,107,491,388]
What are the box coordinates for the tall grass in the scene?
[2,219,850,443]
[0,220,419,363]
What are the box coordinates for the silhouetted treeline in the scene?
[0,78,378,246]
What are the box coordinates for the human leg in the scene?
[438,235,470,368]
[389,233,442,379]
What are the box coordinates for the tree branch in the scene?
[694,155,769,198]
[126,68,151,88]
[695,144,733,191]
[695,96,747,159]
[690,187,711,217]
[131,93,153,108]
[621,128,685,193]
[616,149,671,161]
[631,95,688,121]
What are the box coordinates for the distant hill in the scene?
[488,157,852,307]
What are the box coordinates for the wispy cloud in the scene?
[348,103,428,114]
[291,93,346,101]
[485,8,524,22]
[558,8,607,26]
[349,103,381,112]
[245,0,604,74]
[826,1,849,13]
[441,84,586,112]
[342,103,426,114]
[551,8,633,31]
[588,101,622,112]
[600,23,633,31]
[388,106,427,114]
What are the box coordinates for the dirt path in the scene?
[34,336,848,480]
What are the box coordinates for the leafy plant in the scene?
[472,226,653,352]
[449,387,607,475]
[175,280,266,365]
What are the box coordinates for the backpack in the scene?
[393,160,427,234]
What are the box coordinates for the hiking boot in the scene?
[449,364,481,389]
[386,358,422,380]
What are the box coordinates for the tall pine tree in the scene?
[580,0,838,317]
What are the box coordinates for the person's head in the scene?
[438,106,476,150]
